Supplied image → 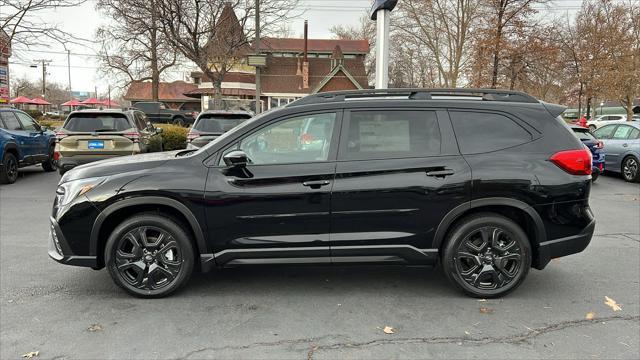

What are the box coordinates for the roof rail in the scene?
[287,88,539,107]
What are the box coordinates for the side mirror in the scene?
[223,150,248,168]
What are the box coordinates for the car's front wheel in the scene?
[41,146,56,172]
[442,213,531,298]
[0,152,19,184]
[622,156,640,183]
[105,213,194,298]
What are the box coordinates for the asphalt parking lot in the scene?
[1,167,639,360]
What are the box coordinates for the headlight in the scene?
[56,177,107,206]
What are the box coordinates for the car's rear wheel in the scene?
[105,214,194,298]
[442,213,531,298]
[591,171,599,182]
[622,156,640,183]
[0,152,19,184]
[172,117,185,127]
[41,146,56,172]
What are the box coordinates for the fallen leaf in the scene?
[88,324,104,332]
[21,351,39,359]
[383,326,395,334]
[479,307,494,314]
[604,296,622,311]
[477,299,487,302]
[464,331,470,336]
[586,312,595,320]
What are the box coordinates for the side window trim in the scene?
[209,110,344,167]
[337,108,445,162]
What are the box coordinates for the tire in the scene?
[0,152,19,184]
[172,117,185,127]
[442,213,532,298]
[591,171,599,182]
[41,146,56,172]
[622,156,640,183]
[59,168,67,176]
[588,125,596,132]
[105,213,194,298]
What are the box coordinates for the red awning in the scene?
[80,98,103,105]
[30,97,51,105]
[101,99,120,107]
[10,96,34,104]
[61,99,82,107]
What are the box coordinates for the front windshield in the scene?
[193,109,277,155]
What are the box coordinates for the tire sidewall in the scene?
[622,156,639,183]
[105,214,194,298]
[1,153,18,184]
[42,145,56,172]
[443,214,532,298]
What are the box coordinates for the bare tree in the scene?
[331,15,376,83]
[157,0,298,105]
[1,0,87,50]
[395,0,481,88]
[96,0,178,100]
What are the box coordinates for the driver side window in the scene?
[15,112,39,131]
[224,113,337,165]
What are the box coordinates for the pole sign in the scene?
[370,0,398,89]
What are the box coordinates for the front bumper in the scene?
[48,216,98,268]
[535,208,596,269]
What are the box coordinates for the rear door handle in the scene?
[426,169,455,178]
[302,180,331,189]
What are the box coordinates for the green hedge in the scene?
[155,124,188,151]
[24,110,43,119]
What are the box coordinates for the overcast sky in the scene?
[7,0,582,97]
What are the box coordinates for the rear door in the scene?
[330,109,471,264]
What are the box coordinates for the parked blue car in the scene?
[0,108,57,184]
[571,125,605,182]
[593,122,640,183]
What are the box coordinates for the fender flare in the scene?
[432,197,547,250]
[89,196,208,257]
[3,142,19,159]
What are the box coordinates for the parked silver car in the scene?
[593,122,640,182]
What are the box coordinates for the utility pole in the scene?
[108,85,112,109]
[254,0,262,114]
[370,0,398,89]
[34,60,52,98]
[67,50,72,100]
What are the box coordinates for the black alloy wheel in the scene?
[622,156,639,183]
[0,153,19,184]
[443,213,531,298]
[105,214,194,297]
[42,147,57,172]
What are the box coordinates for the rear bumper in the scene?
[48,216,98,268]
[57,154,131,171]
[535,208,595,269]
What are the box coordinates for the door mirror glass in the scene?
[155,127,163,134]
[223,150,249,167]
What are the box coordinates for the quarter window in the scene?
[612,125,633,140]
[629,128,640,140]
[237,113,337,165]
[341,110,441,160]
[450,111,532,154]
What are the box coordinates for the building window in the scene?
[344,54,356,59]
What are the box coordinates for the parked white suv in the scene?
[587,114,640,131]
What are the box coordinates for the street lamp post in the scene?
[600,102,604,116]
[370,0,398,89]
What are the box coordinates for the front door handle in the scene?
[623,143,628,148]
[303,180,331,189]
[426,169,455,178]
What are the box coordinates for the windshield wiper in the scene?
[94,128,119,132]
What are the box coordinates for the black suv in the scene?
[49,89,595,298]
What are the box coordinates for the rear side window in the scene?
[64,114,133,132]
[194,114,250,133]
[342,110,441,160]
[450,111,532,154]
[612,125,634,140]
[0,112,22,130]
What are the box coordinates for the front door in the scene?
[15,112,48,159]
[330,109,471,264]
[204,111,341,266]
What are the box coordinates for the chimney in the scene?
[302,20,309,89]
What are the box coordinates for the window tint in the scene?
[15,112,38,131]
[612,125,633,140]
[0,113,21,130]
[450,111,532,154]
[342,111,440,160]
[194,114,250,133]
[238,113,336,165]
[629,128,640,140]
[64,114,133,132]
[572,128,596,141]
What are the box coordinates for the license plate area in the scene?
[88,140,105,149]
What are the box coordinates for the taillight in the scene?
[55,131,67,142]
[550,149,592,175]
[54,151,60,161]
[123,132,140,143]
[187,132,200,142]
[596,141,604,149]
